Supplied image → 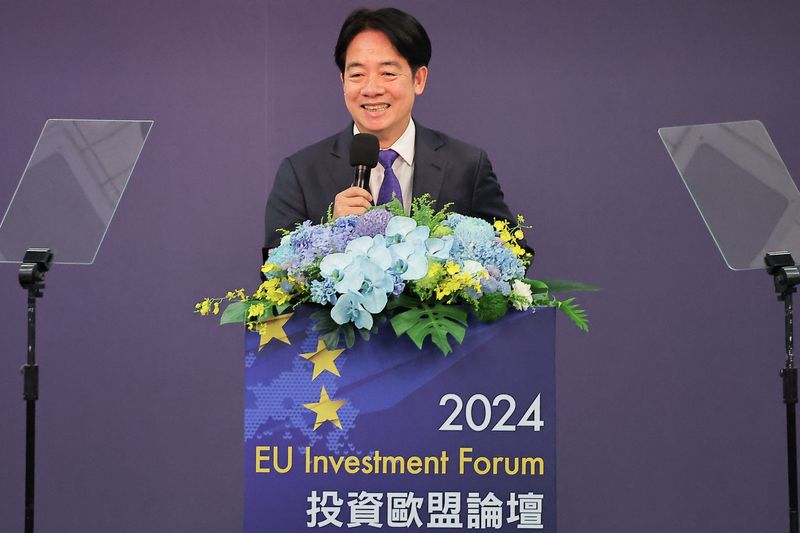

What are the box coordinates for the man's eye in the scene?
[382,72,397,78]
[349,73,364,80]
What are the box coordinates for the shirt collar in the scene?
[353,119,416,166]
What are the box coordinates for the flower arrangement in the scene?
[197,196,590,354]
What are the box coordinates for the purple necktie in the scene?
[376,149,402,205]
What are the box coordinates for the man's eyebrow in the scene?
[345,60,402,71]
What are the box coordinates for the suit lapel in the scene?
[412,124,446,205]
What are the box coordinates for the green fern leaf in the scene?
[541,278,601,293]
[557,297,589,332]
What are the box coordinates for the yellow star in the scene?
[299,339,344,380]
[304,386,347,431]
[256,313,293,350]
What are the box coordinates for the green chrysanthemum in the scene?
[474,292,509,322]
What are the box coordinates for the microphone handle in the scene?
[353,165,370,190]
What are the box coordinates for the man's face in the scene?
[342,29,427,148]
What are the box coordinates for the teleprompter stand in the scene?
[659,120,800,533]
[0,119,153,533]
[18,248,53,533]
[767,251,800,533]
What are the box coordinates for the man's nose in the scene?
[360,74,385,96]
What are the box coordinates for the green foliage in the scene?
[311,308,385,350]
[318,328,338,350]
[254,302,289,320]
[408,260,441,301]
[219,301,248,325]
[410,194,452,230]
[474,292,509,322]
[556,297,589,332]
[520,279,549,306]
[431,225,453,238]
[379,198,405,217]
[390,296,468,355]
[343,323,356,348]
[311,309,346,349]
[386,293,419,311]
[540,278,601,294]
[202,197,594,354]
[521,278,591,331]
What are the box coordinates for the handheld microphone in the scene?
[350,133,379,190]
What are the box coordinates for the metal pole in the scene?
[23,290,38,533]
[784,291,799,533]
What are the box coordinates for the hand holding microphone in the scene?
[333,133,380,219]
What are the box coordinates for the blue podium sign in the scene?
[244,306,556,531]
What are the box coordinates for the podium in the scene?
[243,306,557,531]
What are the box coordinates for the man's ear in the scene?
[340,72,345,90]
[414,66,428,96]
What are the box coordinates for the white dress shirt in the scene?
[353,119,415,213]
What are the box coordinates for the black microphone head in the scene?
[350,133,379,168]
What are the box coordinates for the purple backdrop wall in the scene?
[1,1,799,532]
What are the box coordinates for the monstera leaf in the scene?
[389,295,468,355]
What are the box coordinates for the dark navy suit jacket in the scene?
[263,123,520,252]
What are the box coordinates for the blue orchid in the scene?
[330,291,372,330]
[384,216,430,246]
[345,235,392,270]
[424,236,454,260]
[356,258,395,313]
[319,253,363,294]
[388,241,429,280]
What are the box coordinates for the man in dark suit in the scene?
[264,7,520,252]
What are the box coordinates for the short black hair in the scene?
[334,7,432,74]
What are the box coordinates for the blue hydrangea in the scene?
[287,221,333,273]
[497,280,511,296]
[331,216,359,252]
[391,273,406,296]
[310,279,337,305]
[441,213,467,229]
[450,240,525,281]
[480,275,510,295]
[481,276,500,294]
[486,264,501,280]
[332,215,359,230]
[453,217,495,244]
[353,209,393,238]
[464,286,481,299]
[266,242,293,271]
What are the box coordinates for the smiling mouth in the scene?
[362,104,389,111]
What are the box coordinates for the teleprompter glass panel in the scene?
[0,119,152,264]
[659,120,800,271]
